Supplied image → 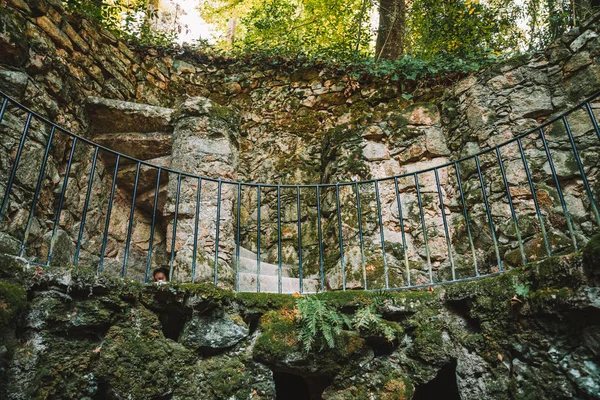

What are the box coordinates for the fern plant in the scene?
[296,296,351,353]
[352,303,400,342]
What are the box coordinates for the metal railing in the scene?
[0,87,599,293]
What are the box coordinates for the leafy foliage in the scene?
[62,0,178,46]
[406,0,523,59]
[514,281,532,299]
[296,296,351,352]
[351,292,403,341]
[352,304,398,342]
[296,292,403,353]
[201,0,373,59]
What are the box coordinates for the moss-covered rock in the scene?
[0,282,26,327]
[93,306,197,399]
[0,244,599,399]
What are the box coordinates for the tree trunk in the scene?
[375,0,405,60]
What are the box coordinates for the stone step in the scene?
[238,247,258,259]
[86,96,174,134]
[94,132,173,167]
[136,183,168,214]
[116,155,171,194]
[235,256,294,277]
[237,273,320,294]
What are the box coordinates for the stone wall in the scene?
[0,236,599,399]
[0,0,600,288]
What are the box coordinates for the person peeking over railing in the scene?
[153,267,169,284]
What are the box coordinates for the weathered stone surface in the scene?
[362,141,389,161]
[93,132,173,162]
[509,86,553,118]
[0,8,29,67]
[86,96,175,134]
[179,312,249,351]
[570,29,599,52]
[0,2,599,360]
[35,16,73,52]
[42,229,74,266]
[2,242,598,399]
[0,70,29,99]
[0,232,20,256]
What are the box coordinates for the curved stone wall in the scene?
[0,0,599,288]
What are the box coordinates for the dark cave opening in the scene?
[447,299,481,333]
[413,359,460,400]
[273,371,331,400]
[157,307,187,341]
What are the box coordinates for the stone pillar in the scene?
[165,97,240,287]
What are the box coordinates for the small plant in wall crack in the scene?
[296,296,351,352]
[295,292,403,353]
[511,279,532,308]
[352,303,399,342]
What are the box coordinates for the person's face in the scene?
[154,271,167,282]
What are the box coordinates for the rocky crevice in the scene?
[0,233,598,399]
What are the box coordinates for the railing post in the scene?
[517,138,551,257]
[297,186,303,293]
[192,177,203,283]
[584,102,600,142]
[454,163,479,276]
[122,162,141,278]
[475,154,503,272]
[74,146,99,266]
[496,147,527,267]
[169,173,182,281]
[0,113,33,224]
[335,184,346,290]
[236,183,241,291]
[145,168,162,283]
[355,182,367,290]
[316,186,325,292]
[538,127,578,250]
[277,186,282,294]
[47,137,78,266]
[99,155,120,273]
[256,185,261,292]
[562,116,600,227]
[214,180,222,286]
[375,180,389,289]
[434,168,456,280]
[20,126,56,258]
[0,98,8,125]
[393,177,411,286]
[414,173,433,284]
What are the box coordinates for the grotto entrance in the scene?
[413,359,460,400]
[273,371,331,400]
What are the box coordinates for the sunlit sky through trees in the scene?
[163,0,383,45]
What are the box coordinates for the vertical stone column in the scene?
[166,97,240,287]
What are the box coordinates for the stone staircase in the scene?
[235,247,320,293]
[86,97,174,213]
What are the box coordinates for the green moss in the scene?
[232,292,295,312]
[93,307,196,399]
[381,376,414,400]
[200,356,257,399]
[0,281,26,326]
[36,336,99,400]
[178,282,226,301]
[253,310,299,362]
[530,254,584,289]
[409,316,451,364]
[583,233,600,280]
